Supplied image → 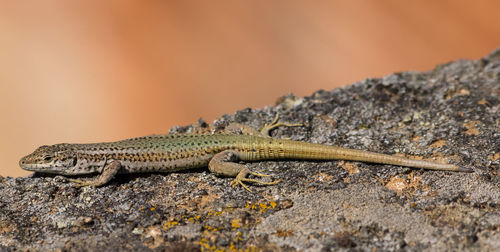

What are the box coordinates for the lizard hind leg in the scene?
[223,123,263,136]
[208,150,280,192]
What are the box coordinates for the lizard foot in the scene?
[229,168,280,192]
[68,178,97,188]
[260,114,302,137]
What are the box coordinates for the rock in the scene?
[1,49,499,251]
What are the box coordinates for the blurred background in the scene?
[1,1,499,177]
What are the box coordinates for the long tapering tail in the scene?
[249,138,471,172]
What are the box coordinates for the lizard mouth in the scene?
[19,155,79,175]
[19,157,33,170]
[19,161,50,171]
[19,162,66,175]
[19,155,55,172]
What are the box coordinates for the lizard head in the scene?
[19,144,78,175]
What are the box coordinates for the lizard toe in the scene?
[68,178,96,188]
[230,177,253,192]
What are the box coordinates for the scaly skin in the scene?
[19,118,472,191]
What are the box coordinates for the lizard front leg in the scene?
[208,150,279,192]
[69,160,121,187]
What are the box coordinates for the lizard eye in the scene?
[44,156,53,162]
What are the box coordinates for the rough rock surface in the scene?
[1,49,499,251]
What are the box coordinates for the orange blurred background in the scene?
[1,1,499,177]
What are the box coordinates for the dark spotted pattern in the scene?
[20,133,463,176]
[20,134,285,175]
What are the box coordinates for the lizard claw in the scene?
[68,178,96,188]
[247,170,271,177]
[230,178,253,192]
[260,114,303,136]
[230,168,281,192]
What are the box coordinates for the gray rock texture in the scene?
[1,49,499,251]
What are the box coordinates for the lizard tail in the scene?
[276,139,471,172]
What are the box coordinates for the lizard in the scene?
[19,115,472,191]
